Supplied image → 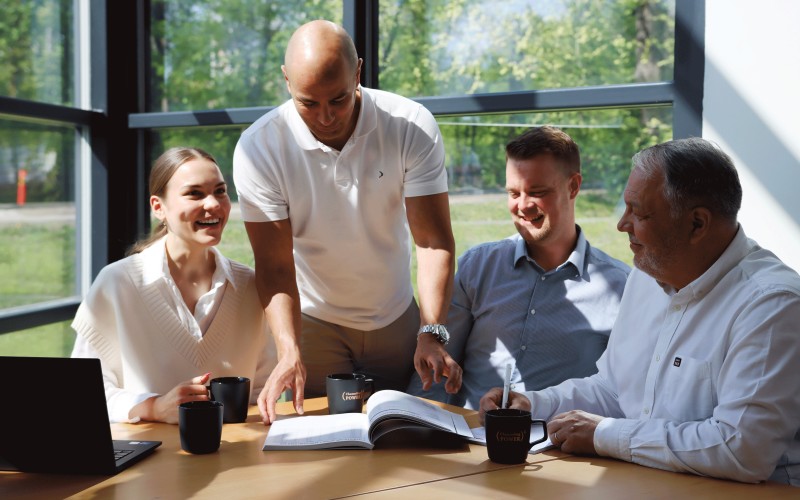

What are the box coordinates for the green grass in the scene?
[0,321,76,357]
[0,223,75,308]
[0,193,632,356]
[216,222,257,268]
[0,220,78,357]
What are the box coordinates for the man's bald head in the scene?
[284,20,359,81]
[281,20,363,151]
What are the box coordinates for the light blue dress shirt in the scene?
[526,226,800,484]
[408,227,629,409]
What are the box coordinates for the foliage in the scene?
[380,0,675,197]
[0,0,73,204]
[148,0,342,178]
[146,0,674,200]
[150,0,343,112]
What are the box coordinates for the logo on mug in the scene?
[495,431,525,443]
[341,391,365,401]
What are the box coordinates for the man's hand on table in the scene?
[257,352,306,425]
[547,410,602,455]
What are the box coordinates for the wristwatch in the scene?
[417,324,450,345]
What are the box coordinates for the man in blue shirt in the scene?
[408,126,629,409]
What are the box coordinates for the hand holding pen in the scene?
[478,365,531,424]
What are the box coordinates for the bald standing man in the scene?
[233,20,461,424]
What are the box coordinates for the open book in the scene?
[263,390,474,450]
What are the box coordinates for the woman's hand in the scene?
[130,372,212,424]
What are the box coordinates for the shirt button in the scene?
[656,355,660,362]
[521,345,527,351]
[643,408,650,414]
[530,309,536,315]
[673,305,681,312]
[541,276,546,281]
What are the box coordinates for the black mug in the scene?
[179,400,223,454]
[326,373,374,414]
[485,409,548,464]
[209,376,250,423]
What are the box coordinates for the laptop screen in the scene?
[0,356,159,474]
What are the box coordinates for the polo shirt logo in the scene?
[379,171,384,178]
[673,357,682,367]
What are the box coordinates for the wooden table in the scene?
[1,399,796,499]
[364,454,798,499]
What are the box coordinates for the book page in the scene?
[262,413,372,450]
[365,390,472,438]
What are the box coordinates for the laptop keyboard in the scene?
[114,449,134,462]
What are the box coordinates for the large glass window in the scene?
[379,0,675,97]
[0,118,77,310]
[149,0,343,112]
[0,0,74,106]
[2,1,695,354]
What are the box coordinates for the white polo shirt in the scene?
[233,86,447,330]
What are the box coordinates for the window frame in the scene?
[128,0,704,133]
[0,0,704,337]
[0,0,145,335]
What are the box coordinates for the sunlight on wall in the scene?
[704,0,800,272]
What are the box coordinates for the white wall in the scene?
[703,0,800,272]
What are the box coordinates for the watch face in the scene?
[420,324,449,344]
[435,325,449,343]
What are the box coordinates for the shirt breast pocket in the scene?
[661,356,715,422]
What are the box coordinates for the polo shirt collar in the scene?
[350,85,377,139]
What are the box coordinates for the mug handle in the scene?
[360,375,375,401]
[527,419,549,450]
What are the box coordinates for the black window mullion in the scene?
[672,0,705,139]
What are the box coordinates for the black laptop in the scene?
[0,356,161,475]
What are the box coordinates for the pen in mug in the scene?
[501,363,511,408]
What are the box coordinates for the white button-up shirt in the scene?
[526,227,800,484]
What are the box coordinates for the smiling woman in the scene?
[128,148,229,255]
[68,147,276,425]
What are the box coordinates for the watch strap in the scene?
[417,324,449,345]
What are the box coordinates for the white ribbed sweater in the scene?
[71,246,275,422]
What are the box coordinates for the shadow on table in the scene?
[77,438,260,499]
[0,471,108,500]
